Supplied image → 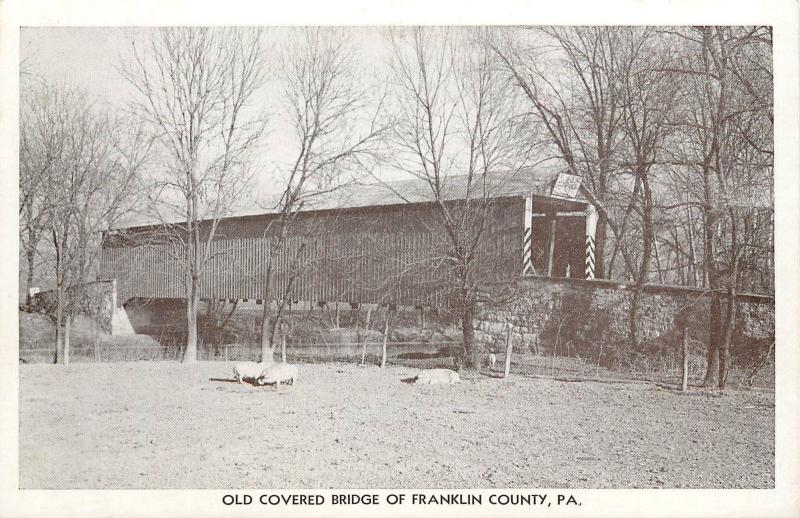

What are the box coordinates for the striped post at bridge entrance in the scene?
[585,204,598,279]
[523,195,533,275]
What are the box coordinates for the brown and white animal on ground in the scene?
[414,368,461,385]
[488,353,497,370]
[257,362,299,387]
[233,361,269,384]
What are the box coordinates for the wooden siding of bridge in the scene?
[100,197,533,306]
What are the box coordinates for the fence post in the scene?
[225,345,228,363]
[504,324,513,379]
[361,307,372,367]
[281,333,287,363]
[64,316,71,367]
[380,315,389,369]
[681,325,689,392]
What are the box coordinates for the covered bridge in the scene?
[100,168,597,309]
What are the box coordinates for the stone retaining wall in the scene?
[476,276,774,362]
[28,280,117,334]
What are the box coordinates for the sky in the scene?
[20,27,390,106]
[21,27,134,102]
[20,27,400,203]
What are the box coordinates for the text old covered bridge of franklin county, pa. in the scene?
[99,168,599,311]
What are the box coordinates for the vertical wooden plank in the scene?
[257,236,261,300]
[247,237,253,300]
[241,237,246,299]
[323,232,329,303]
[547,213,556,277]
[247,237,252,300]
[232,237,237,299]
[206,240,212,299]
[236,237,240,299]
[261,238,275,304]
[227,238,233,298]
[221,238,226,298]
[216,237,221,298]
[255,237,260,300]
[226,238,231,299]
[142,245,151,297]
[335,230,340,302]
[224,237,229,299]
[234,237,239,298]
[278,236,284,301]
[215,238,220,298]
[297,234,303,302]
[257,237,262,299]
[153,245,157,296]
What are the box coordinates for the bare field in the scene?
[19,362,774,489]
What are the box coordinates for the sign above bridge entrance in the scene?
[550,173,582,200]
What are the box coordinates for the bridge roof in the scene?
[112,167,587,231]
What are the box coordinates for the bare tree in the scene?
[609,28,683,348]
[19,77,63,304]
[388,27,532,369]
[122,28,268,362]
[20,78,148,363]
[257,27,386,363]
[667,26,773,389]
[492,27,631,279]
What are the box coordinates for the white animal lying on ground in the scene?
[257,362,299,387]
[233,361,269,384]
[415,368,461,385]
[488,353,497,370]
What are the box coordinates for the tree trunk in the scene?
[183,277,199,362]
[260,307,275,364]
[703,293,721,386]
[25,249,36,306]
[628,175,653,350]
[595,213,608,279]
[462,302,480,370]
[628,288,642,350]
[717,345,728,390]
[54,285,65,364]
[718,288,737,390]
[687,218,698,287]
[64,315,71,366]
[701,204,720,387]
[259,236,280,364]
[281,332,287,363]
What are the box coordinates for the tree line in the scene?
[20,27,773,387]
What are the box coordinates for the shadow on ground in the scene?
[208,377,263,387]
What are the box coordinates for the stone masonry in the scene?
[475,276,774,362]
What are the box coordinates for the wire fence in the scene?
[20,343,184,363]
[18,340,456,364]
[19,337,774,390]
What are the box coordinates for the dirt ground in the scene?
[19,361,774,489]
